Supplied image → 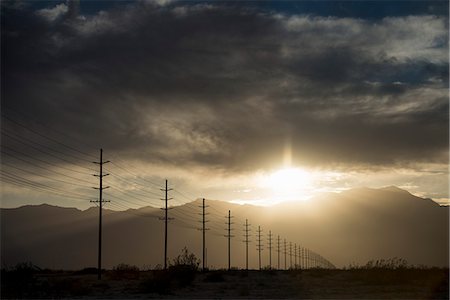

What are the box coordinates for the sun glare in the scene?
[262,167,313,201]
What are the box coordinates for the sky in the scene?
[1,0,449,209]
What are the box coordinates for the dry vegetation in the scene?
[1,263,448,299]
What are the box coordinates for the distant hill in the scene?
[1,187,448,270]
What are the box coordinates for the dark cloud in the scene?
[1,2,448,173]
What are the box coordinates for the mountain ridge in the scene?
[1,186,448,270]
[0,186,444,212]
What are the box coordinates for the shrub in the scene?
[111,263,140,279]
[364,257,409,270]
[140,247,200,294]
[170,247,200,271]
[169,247,201,287]
[1,262,40,298]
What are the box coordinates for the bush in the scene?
[170,247,200,271]
[140,247,200,294]
[364,257,409,270]
[111,263,140,279]
[1,262,40,298]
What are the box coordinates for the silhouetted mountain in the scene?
[1,187,448,270]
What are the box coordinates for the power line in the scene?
[1,130,95,172]
[1,149,95,185]
[0,172,90,202]
[1,161,92,189]
[2,114,96,160]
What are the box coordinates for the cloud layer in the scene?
[2,2,448,174]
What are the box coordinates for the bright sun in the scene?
[263,167,313,201]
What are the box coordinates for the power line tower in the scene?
[277,235,281,270]
[256,226,263,270]
[224,210,234,270]
[91,148,109,280]
[289,242,292,269]
[198,198,209,271]
[160,179,173,270]
[284,239,287,270]
[267,231,273,270]
[243,219,251,270]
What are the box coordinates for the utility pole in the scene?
[267,231,273,269]
[92,148,110,280]
[256,226,263,270]
[289,242,292,269]
[305,248,309,269]
[160,180,173,270]
[224,210,234,270]
[302,247,305,269]
[284,239,287,270]
[294,243,297,269]
[277,235,281,270]
[198,198,209,271]
[243,219,251,270]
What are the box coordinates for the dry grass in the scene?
[1,267,448,299]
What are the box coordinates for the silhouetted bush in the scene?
[168,247,200,287]
[364,257,409,270]
[170,247,200,271]
[110,263,140,279]
[139,247,200,294]
[1,262,39,298]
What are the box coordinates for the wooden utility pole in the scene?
[243,219,251,270]
[301,247,305,269]
[277,235,281,270]
[224,210,234,270]
[92,148,109,280]
[306,248,309,269]
[160,179,173,270]
[256,226,263,270]
[284,239,287,270]
[294,243,297,269]
[267,231,273,269]
[199,198,209,271]
[289,242,292,269]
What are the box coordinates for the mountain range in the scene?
[1,187,448,270]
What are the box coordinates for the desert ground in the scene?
[2,265,448,299]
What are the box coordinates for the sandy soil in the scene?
[1,268,448,299]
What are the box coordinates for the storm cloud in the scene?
[2,1,448,173]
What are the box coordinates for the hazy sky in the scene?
[1,0,448,209]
